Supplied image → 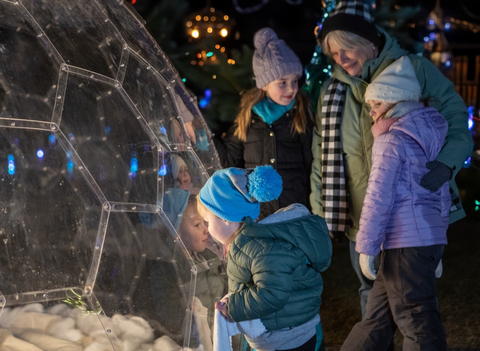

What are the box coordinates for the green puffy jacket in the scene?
[226,211,332,331]
[310,29,473,242]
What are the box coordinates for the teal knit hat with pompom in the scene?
[199,165,283,222]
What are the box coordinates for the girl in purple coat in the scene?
[341,56,451,351]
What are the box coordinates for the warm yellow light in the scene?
[215,44,220,49]
[187,21,192,27]
[203,16,209,21]
[195,15,201,21]
[211,16,216,21]
[211,55,216,61]
[191,60,197,65]
[210,7,215,12]
[192,29,199,38]
[228,59,236,65]
[207,27,213,33]
[212,75,217,79]
[220,28,228,37]
[220,47,226,53]
[197,53,202,58]
[199,61,204,66]
[224,15,229,20]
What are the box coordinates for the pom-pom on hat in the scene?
[252,28,303,89]
[199,165,283,222]
[365,56,422,103]
[317,1,382,48]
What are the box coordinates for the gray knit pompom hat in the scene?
[252,28,303,89]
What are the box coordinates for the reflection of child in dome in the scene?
[171,154,200,195]
[150,188,226,345]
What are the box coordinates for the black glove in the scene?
[329,231,344,243]
[420,161,452,192]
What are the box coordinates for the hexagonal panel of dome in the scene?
[0,0,225,349]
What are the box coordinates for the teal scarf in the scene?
[252,98,295,125]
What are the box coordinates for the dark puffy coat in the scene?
[226,211,332,331]
[214,109,314,219]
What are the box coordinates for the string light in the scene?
[8,154,15,175]
[186,6,233,40]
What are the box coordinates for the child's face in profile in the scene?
[177,165,191,185]
[202,209,240,245]
[262,73,299,106]
[179,210,209,253]
[368,100,394,123]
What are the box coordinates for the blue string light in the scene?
[37,149,44,158]
[49,134,56,145]
[199,89,212,108]
[8,154,15,175]
[158,164,167,176]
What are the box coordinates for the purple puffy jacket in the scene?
[356,107,451,256]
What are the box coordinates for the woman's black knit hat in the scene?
[317,1,382,48]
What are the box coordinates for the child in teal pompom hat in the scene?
[198,165,332,351]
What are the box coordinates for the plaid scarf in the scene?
[321,78,351,240]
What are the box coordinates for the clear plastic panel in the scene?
[0,128,102,303]
[99,0,178,85]
[121,51,188,152]
[171,85,222,176]
[19,0,125,79]
[1,0,223,348]
[94,211,226,350]
[0,1,61,122]
[60,74,159,205]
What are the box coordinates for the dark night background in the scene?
[134,1,480,349]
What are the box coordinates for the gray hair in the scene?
[322,30,374,57]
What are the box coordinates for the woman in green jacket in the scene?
[311,0,472,320]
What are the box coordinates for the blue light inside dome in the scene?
[468,115,474,130]
[464,157,471,168]
[66,151,74,174]
[429,19,434,25]
[445,60,451,67]
[158,164,167,176]
[8,154,15,175]
[445,23,450,30]
[199,89,212,108]
[160,126,167,134]
[429,32,436,40]
[37,149,44,158]
[130,158,138,172]
[49,134,56,144]
[424,37,429,42]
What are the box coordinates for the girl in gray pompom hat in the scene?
[214,27,315,222]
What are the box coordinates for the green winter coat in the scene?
[310,29,473,242]
[226,213,332,331]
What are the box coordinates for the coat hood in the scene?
[390,106,448,161]
[242,204,331,273]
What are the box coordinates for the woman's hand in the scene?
[215,301,232,321]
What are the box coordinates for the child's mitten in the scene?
[359,254,377,280]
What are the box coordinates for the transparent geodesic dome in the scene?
[0,0,226,350]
